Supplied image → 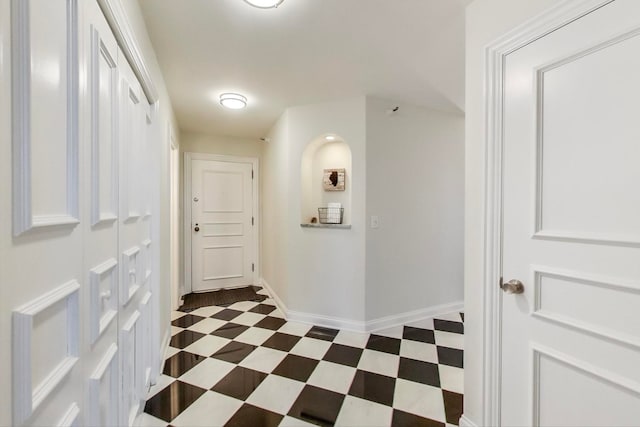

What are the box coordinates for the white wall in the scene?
[262,112,290,303]
[262,98,367,325]
[264,95,465,328]
[181,131,264,159]
[286,98,367,323]
[464,0,562,424]
[365,97,465,321]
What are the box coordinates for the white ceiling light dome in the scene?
[243,0,284,9]
[220,93,247,110]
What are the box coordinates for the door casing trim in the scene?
[480,0,613,425]
[183,152,260,295]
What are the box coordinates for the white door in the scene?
[191,159,255,292]
[501,1,640,425]
[4,1,84,425]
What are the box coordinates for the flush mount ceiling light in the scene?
[243,0,284,9]
[325,135,336,141]
[220,93,247,109]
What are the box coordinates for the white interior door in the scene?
[501,1,640,425]
[191,158,255,292]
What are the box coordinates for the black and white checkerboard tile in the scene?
[137,288,464,427]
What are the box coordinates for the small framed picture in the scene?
[323,168,346,191]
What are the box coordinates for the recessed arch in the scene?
[300,133,352,225]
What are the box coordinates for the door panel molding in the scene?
[531,266,640,349]
[11,0,80,236]
[184,152,260,295]
[481,1,615,425]
[532,26,640,247]
[96,0,158,103]
[88,343,118,427]
[531,344,640,426]
[12,280,80,426]
[57,402,80,427]
[121,246,141,305]
[89,258,118,344]
[90,24,119,226]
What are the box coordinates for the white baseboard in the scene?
[366,300,464,332]
[259,278,288,316]
[459,415,478,427]
[287,309,368,333]
[259,277,463,333]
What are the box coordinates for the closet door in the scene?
[82,1,120,426]
[7,0,83,425]
[118,47,149,426]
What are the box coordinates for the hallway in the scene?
[138,287,464,427]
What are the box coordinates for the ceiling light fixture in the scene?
[325,135,336,141]
[243,0,284,9]
[220,93,247,110]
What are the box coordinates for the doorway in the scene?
[184,153,259,294]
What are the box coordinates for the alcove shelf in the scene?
[300,223,352,229]
[300,134,352,226]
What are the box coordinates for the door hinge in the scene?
[252,169,254,180]
[252,216,254,226]
[499,276,503,289]
[252,263,255,272]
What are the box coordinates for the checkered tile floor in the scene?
[137,287,464,427]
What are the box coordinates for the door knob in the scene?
[501,279,524,294]
[194,223,200,232]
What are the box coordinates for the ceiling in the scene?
[139,0,470,139]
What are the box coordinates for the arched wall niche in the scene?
[300,134,352,226]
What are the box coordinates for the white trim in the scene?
[119,77,142,222]
[89,344,118,427]
[121,246,141,305]
[142,239,152,283]
[11,0,80,236]
[365,301,464,332]
[57,402,80,427]
[96,0,158,103]
[261,278,464,333]
[259,278,288,316]
[120,311,141,427]
[139,291,153,394]
[12,280,80,426]
[90,24,119,226]
[531,344,640,426]
[531,266,640,349]
[459,415,479,427]
[184,152,260,294]
[481,1,614,425]
[90,258,118,344]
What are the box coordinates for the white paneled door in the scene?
[501,1,640,425]
[3,1,160,425]
[191,158,256,292]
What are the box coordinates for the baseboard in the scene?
[365,300,464,332]
[459,415,478,427]
[259,278,463,333]
[259,278,289,316]
[287,309,368,333]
